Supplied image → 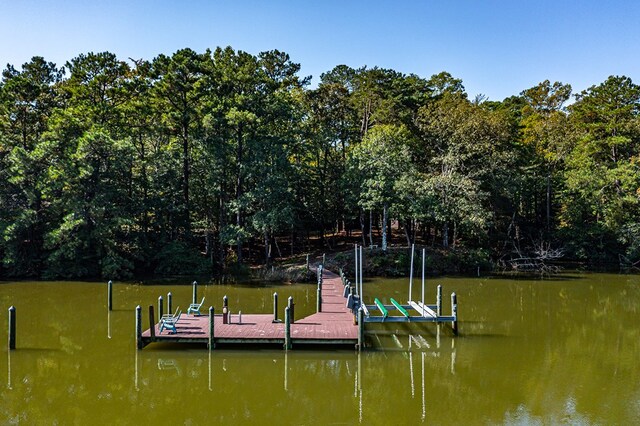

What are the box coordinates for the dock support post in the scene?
[357,307,364,351]
[108,280,113,311]
[273,292,278,322]
[437,285,442,316]
[284,306,291,350]
[223,295,228,324]
[322,253,325,268]
[8,306,16,350]
[359,245,364,302]
[192,281,198,305]
[317,287,322,313]
[158,296,164,319]
[135,305,142,349]
[208,306,215,350]
[287,296,295,323]
[306,254,310,271]
[451,292,458,335]
[167,292,172,315]
[148,305,156,340]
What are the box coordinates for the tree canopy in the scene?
[1,48,638,279]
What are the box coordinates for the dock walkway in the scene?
[140,269,358,349]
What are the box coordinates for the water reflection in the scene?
[6,350,10,390]
[107,310,111,340]
[1,274,639,424]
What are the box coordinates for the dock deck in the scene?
[140,269,358,349]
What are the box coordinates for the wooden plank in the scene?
[390,298,410,318]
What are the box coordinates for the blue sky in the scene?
[1,0,638,101]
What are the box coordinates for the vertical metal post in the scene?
[167,292,172,315]
[409,244,414,302]
[135,305,142,349]
[158,296,164,319]
[273,292,279,322]
[8,306,16,350]
[421,249,426,316]
[359,245,364,302]
[437,285,442,317]
[357,307,364,351]
[354,244,358,295]
[284,306,291,350]
[192,281,198,305]
[451,292,458,335]
[208,306,215,350]
[108,280,113,311]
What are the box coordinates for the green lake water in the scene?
[0,273,639,425]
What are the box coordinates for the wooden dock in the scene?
[139,269,358,349]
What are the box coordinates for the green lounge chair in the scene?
[188,297,205,316]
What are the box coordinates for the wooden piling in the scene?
[8,306,16,350]
[451,292,458,335]
[357,307,364,351]
[208,306,215,350]
[158,295,164,319]
[284,306,291,350]
[167,292,172,315]
[317,287,322,313]
[148,305,156,340]
[135,305,142,349]
[287,296,295,323]
[192,281,198,305]
[107,280,113,311]
[437,285,442,316]
[273,292,279,322]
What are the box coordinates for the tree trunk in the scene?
[382,203,388,251]
[403,219,412,246]
[368,210,373,247]
[236,126,244,262]
[442,223,449,249]
[264,231,270,265]
[360,209,366,247]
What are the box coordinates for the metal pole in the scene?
[354,244,358,295]
[359,245,364,303]
[357,307,364,351]
[421,249,426,316]
[108,280,113,311]
[8,306,16,350]
[409,244,414,302]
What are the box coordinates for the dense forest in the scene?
[0,47,639,279]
